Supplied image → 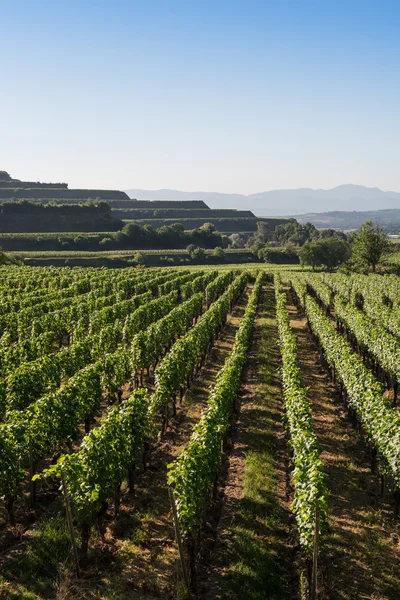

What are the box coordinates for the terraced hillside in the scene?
[0,171,290,235]
[0,171,127,200]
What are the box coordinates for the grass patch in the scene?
[0,514,72,599]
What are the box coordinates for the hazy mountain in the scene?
[126,184,400,216]
[294,209,400,231]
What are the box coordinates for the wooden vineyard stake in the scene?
[62,474,80,578]
[311,507,320,600]
[29,450,36,508]
[168,486,190,592]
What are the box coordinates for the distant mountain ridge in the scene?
[126,184,400,216]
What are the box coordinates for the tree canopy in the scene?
[351,221,389,271]
[299,237,350,271]
[274,220,319,246]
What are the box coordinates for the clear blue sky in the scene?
[1,1,399,194]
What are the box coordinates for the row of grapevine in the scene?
[3,267,150,315]
[158,271,203,296]
[33,273,251,554]
[274,275,327,554]
[181,271,217,301]
[131,292,204,379]
[40,389,150,553]
[320,272,400,306]
[320,273,400,339]
[0,362,103,508]
[0,289,154,392]
[292,284,400,494]
[205,270,235,306]
[0,270,209,375]
[0,268,156,335]
[1,291,178,418]
[303,274,334,312]
[304,275,400,399]
[1,269,194,343]
[150,272,250,421]
[0,270,226,519]
[167,272,263,551]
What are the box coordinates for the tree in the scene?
[249,239,265,257]
[186,244,206,261]
[256,221,274,242]
[190,246,206,262]
[351,221,389,272]
[320,238,351,270]
[298,241,320,270]
[133,251,146,265]
[303,222,319,242]
[212,246,225,259]
[221,235,230,248]
[229,233,245,248]
[99,237,113,248]
[199,222,215,234]
[122,222,142,238]
[319,228,347,241]
[97,200,112,213]
[259,244,299,265]
[0,246,13,265]
[167,222,185,234]
[275,220,318,246]
[186,244,197,255]
[299,238,350,271]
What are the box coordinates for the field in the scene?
[0,265,400,600]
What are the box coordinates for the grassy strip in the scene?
[0,512,72,599]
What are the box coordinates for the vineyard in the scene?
[0,265,400,600]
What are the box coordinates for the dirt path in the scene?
[286,288,400,600]
[201,285,298,600]
[60,291,251,600]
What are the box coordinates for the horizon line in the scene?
[124,183,400,196]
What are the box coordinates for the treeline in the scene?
[0,188,128,200]
[23,250,256,268]
[247,220,389,272]
[0,171,68,188]
[0,200,122,233]
[0,197,209,209]
[243,219,349,267]
[124,216,283,232]
[0,181,68,189]
[113,208,255,219]
[111,199,208,209]
[1,222,226,252]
